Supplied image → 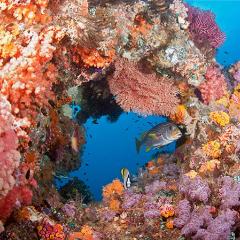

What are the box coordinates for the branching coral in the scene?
[108,58,179,116]
[0,0,239,238]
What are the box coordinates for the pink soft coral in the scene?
[198,66,227,104]
[0,116,20,197]
[108,59,179,116]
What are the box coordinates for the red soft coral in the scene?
[199,66,227,104]
[0,186,33,221]
[108,59,179,116]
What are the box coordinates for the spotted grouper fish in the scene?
[135,122,182,153]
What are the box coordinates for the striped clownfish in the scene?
[121,168,131,189]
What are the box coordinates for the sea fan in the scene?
[108,58,179,116]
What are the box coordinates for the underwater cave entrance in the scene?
[55,112,177,201]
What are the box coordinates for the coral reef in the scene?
[1,0,240,239]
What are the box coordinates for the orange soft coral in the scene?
[160,204,175,218]
[170,104,188,124]
[199,159,220,175]
[109,199,121,212]
[73,46,115,68]
[202,140,221,158]
[102,179,124,200]
[210,111,230,127]
[68,225,94,240]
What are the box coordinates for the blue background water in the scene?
[56,0,240,201]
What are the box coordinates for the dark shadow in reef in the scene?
[58,177,93,204]
[76,79,123,124]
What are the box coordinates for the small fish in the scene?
[25,169,31,180]
[43,200,51,209]
[121,168,131,189]
[135,122,182,153]
[92,119,98,124]
[53,173,72,180]
[71,126,83,153]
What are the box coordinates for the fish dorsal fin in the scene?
[140,131,148,140]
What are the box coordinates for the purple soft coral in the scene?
[122,190,142,209]
[174,199,191,228]
[192,209,237,240]
[144,180,167,195]
[219,176,240,209]
[187,5,225,48]
[179,176,211,203]
[181,206,213,237]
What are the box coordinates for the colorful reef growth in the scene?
[1,0,240,239]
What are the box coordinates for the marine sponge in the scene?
[108,58,179,116]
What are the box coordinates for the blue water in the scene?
[56,0,240,201]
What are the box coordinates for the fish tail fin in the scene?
[135,138,141,153]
